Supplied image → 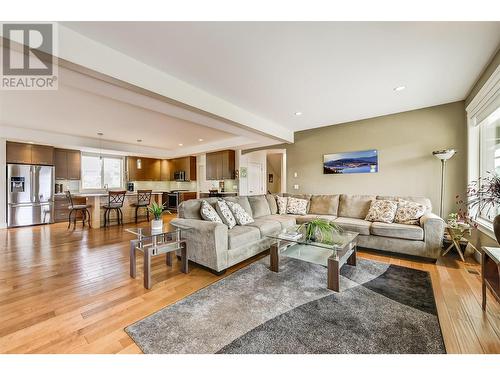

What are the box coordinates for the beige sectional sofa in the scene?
[171,194,445,273]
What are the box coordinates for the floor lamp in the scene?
[432,149,457,218]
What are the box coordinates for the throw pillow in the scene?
[200,200,223,223]
[226,200,254,225]
[365,200,398,223]
[215,199,236,229]
[394,200,426,225]
[286,197,308,215]
[276,196,288,215]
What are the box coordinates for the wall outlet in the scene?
[293,184,299,190]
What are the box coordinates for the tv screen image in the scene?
[323,149,378,174]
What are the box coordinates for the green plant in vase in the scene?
[298,218,344,245]
[148,201,169,232]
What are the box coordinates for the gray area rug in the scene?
[125,257,445,354]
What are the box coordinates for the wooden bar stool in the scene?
[130,190,152,223]
[66,191,92,229]
[102,191,126,227]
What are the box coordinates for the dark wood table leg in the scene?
[270,242,279,272]
[327,256,340,292]
[144,248,151,289]
[181,241,188,274]
[129,241,136,278]
[481,250,486,310]
[347,247,357,266]
[166,251,173,267]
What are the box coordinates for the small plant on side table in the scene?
[148,201,169,232]
[298,218,344,245]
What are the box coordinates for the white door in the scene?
[247,162,263,195]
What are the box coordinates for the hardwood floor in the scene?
[0,215,498,354]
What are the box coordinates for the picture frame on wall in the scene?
[323,149,378,174]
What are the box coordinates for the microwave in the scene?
[174,171,186,181]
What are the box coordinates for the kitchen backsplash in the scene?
[56,179,80,193]
[132,181,197,191]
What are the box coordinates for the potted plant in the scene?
[298,218,344,245]
[148,201,168,232]
[457,172,500,244]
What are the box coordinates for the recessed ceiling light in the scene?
[178,143,183,146]
[198,138,204,142]
[393,86,406,92]
[294,112,303,116]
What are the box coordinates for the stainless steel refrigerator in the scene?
[7,164,55,227]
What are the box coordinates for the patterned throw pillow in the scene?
[200,200,223,223]
[286,197,308,215]
[276,196,288,215]
[215,199,236,229]
[394,200,426,225]
[226,200,254,225]
[365,200,398,223]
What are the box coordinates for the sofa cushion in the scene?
[287,194,312,212]
[370,222,424,241]
[365,199,398,223]
[200,200,223,223]
[265,214,296,229]
[338,194,376,219]
[225,196,253,217]
[333,217,371,235]
[377,195,432,213]
[226,200,254,225]
[179,198,218,219]
[286,197,308,215]
[227,225,261,249]
[294,214,337,224]
[248,195,271,218]
[266,194,278,215]
[215,199,236,229]
[246,218,282,237]
[276,196,288,215]
[394,200,427,225]
[309,195,340,215]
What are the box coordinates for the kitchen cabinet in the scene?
[7,142,55,165]
[55,148,81,180]
[127,157,161,181]
[160,159,173,181]
[170,156,197,181]
[206,150,235,180]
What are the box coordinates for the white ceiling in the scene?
[63,21,500,131]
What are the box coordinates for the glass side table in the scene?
[442,223,477,262]
[126,224,192,289]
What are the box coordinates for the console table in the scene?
[481,246,500,310]
[127,224,191,289]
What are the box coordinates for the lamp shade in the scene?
[432,149,456,161]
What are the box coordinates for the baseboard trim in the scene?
[0,223,6,229]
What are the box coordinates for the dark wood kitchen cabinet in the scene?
[160,159,173,181]
[127,157,161,181]
[55,148,81,180]
[206,150,235,180]
[7,142,54,165]
[170,156,197,181]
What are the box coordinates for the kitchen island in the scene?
[58,191,165,228]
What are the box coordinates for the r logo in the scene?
[2,23,53,76]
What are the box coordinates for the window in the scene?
[81,153,123,190]
[467,65,500,228]
[478,107,500,221]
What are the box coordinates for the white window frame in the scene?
[80,152,124,191]
[466,65,500,238]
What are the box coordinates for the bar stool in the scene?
[102,191,126,227]
[66,191,92,229]
[130,190,152,223]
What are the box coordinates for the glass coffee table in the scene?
[127,223,192,289]
[266,230,359,292]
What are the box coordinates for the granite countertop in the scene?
[200,191,238,195]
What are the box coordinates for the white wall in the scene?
[0,138,6,228]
